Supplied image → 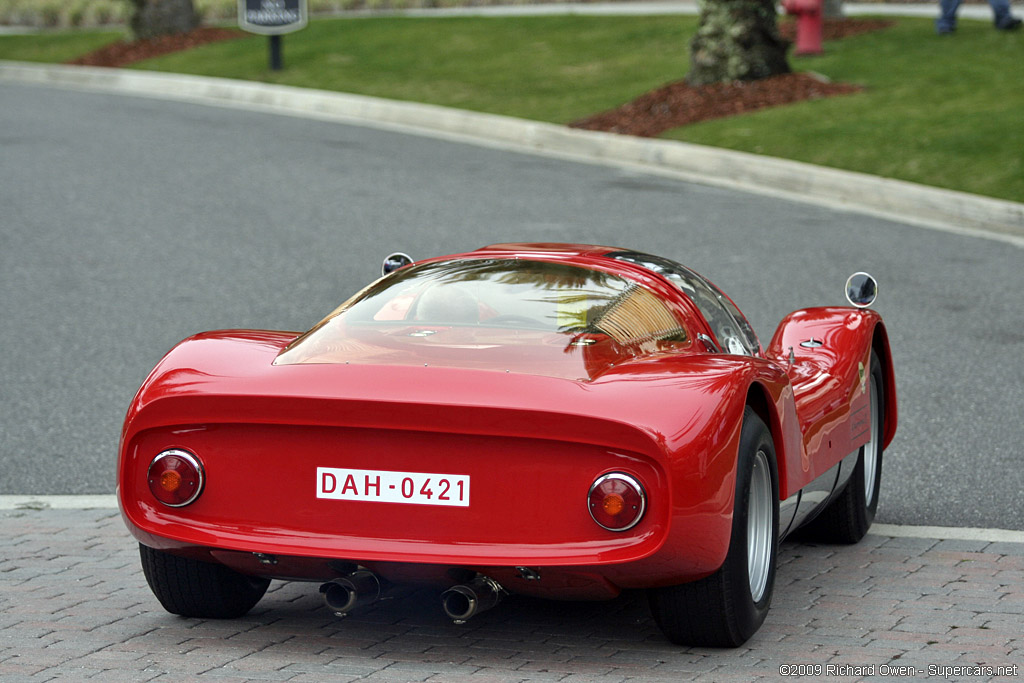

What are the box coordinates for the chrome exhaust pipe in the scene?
[319,570,381,617]
[441,575,504,624]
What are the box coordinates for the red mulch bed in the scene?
[570,72,862,137]
[571,19,892,137]
[66,27,246,67]
[67,18,893,134]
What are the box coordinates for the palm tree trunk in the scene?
[129,0,199,40]
[686,0,791,86]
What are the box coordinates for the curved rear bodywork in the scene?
[120,327,797,598]
[119,243,896,604]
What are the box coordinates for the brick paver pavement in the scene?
[1,508,1021,682]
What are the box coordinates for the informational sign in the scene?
[238,0,307,35]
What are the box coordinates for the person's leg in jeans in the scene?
[936,0,961,33]
[987,0,1022,28]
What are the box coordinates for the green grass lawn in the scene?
[0,28,123,63]
[671,19,1024,202]
[128,16,692,125]
[1,15,1021,201]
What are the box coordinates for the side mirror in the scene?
[381,252,413,276]
[845,272,878,308]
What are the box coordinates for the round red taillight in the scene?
[148,449,204,507]
[588,473,645,531]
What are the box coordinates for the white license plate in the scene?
[316,467,470,507]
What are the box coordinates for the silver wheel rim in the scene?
[863,376,881,507]
[747,449,773,603]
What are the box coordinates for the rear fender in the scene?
[608,355,799,584]
[744,377,801,501]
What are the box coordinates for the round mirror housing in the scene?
[845,272,878,308]
[381,252,413,276]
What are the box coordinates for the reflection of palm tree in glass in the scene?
[563,285,687,354]
[592,285,686,344]
[413,259,687,346]
[429,259,624,331]
[282,257,688,366]
[433,259,620,291]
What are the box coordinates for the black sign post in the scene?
[269,34,282,70]
[238,0,308,71]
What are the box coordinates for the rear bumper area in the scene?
[121,423,671,568]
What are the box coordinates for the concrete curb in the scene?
[2,60,1022,245]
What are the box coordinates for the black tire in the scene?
[139,544,270,618]
[648,407,779,647]
[798,354,884,544]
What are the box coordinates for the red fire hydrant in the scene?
[782,0,824,56]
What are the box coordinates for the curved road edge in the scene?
[2,496,1023,544]
[2,60,1022,246]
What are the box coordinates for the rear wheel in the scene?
[140,544,270,618]
[648,407,779,647]
[799,353,884,544]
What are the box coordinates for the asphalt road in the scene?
[1,81,1021,531]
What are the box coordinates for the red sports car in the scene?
[118,243,896,647]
